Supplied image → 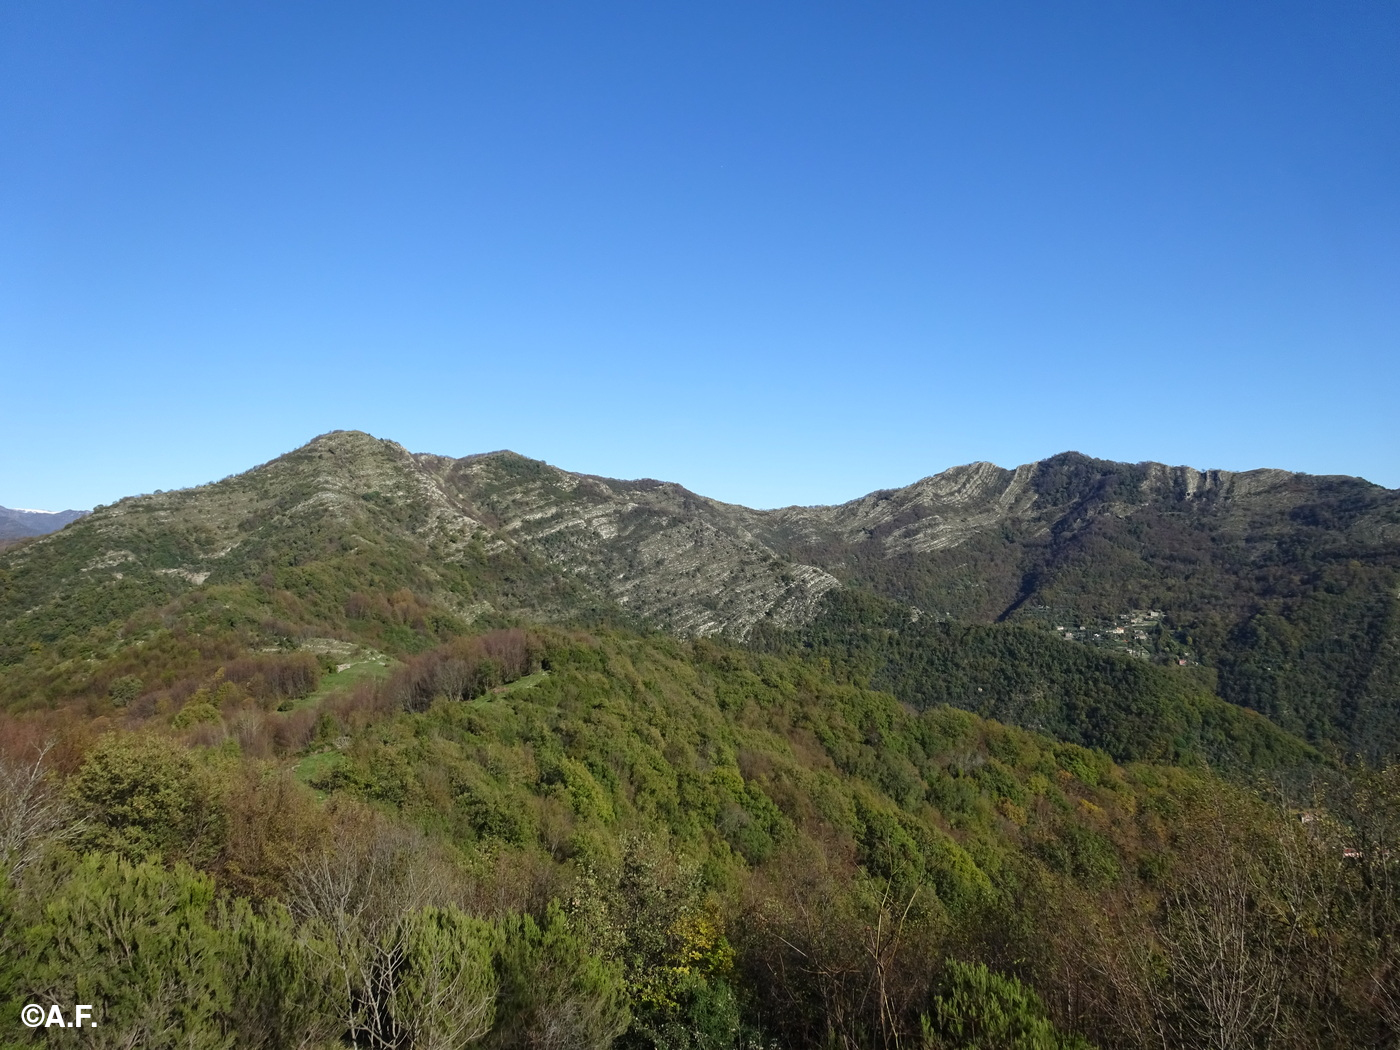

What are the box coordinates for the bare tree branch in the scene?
[0,741,81,882]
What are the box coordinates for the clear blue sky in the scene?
[2,1,1396,511]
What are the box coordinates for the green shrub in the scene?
[12,854,233,1049]
[108,675,143,707]
[67,735,224,863]
[925,960,1094,1050]
[490,902,629,1050]
[390,906,500,1049]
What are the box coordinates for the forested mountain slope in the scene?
[0,430,834,656]
[3,431,1396,755]
[754,590,1318,774]
[762,452,1400,756]
[3,433,1400,1048]
[3,626,1392,1049]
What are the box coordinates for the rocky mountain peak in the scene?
[6,434,1396,650]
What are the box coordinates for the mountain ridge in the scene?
[10,426,1397,648]
[0,504,87,541]
[3,429,1396,756]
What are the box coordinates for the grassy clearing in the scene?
[492,670,550,694]
[287,656,392,710]
[294,748,346,791]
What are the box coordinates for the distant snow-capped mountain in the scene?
[0,505,88,540]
